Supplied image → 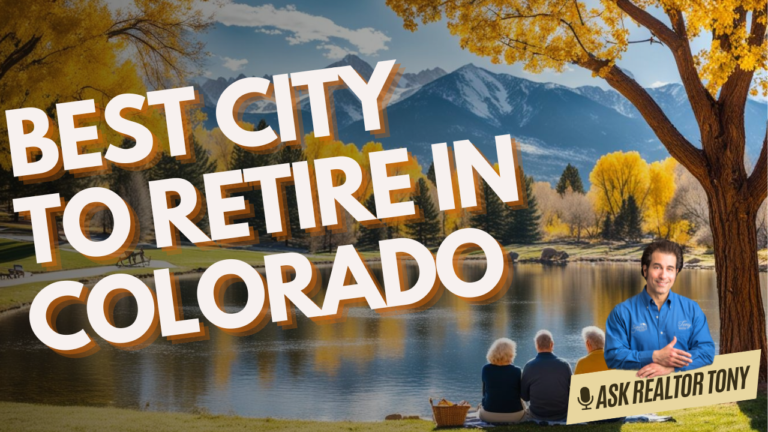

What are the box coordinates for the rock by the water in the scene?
[540,248,569,261]
[385,414,403,420]
[508,251,519,261]
[687,258,701,264]
[540,248,558,260]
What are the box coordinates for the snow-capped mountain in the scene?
[198,57,767,184]
[196,55,446,129]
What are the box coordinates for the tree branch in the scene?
[748,130,767,210]
[613,0,678,45]
[581,57,707,181]
[719,6,766,123]
[0,35,41,82]
[614,1,717,147]
[664,9,718,133]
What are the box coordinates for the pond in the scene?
[0,262,765,421]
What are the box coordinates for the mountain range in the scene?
[195,55,766,184]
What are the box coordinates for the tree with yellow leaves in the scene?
[388,0,768,377]
[645,158,678,238]
[589,151,650,218]
[0,0,211,169]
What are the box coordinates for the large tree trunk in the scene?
[706,175,768,381]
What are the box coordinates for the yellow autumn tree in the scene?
[0,0,211,168]
[589,151,650,217]
[645,158,678,237]
[387,0,768,376]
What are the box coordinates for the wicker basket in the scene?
[430,398,471,428]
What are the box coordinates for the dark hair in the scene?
[641,240,684,278]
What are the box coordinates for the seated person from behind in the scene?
[575,326,611,375]
[605,240,715,378]
[521,330,572,422]
[479,338,525,423]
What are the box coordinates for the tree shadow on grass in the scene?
[737,392,767,431]
[0,243,36,264]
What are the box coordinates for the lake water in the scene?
[0,262,765,421]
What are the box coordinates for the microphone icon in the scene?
[577,387,594,410]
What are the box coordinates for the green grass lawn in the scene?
[0,239,101,272]
[0,239,276,273]
[0,393,763,431]
[0,281,52,313]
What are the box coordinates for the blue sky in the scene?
[197,0,699,91]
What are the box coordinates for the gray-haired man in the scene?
[521,330,572,422]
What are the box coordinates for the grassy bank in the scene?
[0,393,764,431]
[0,238,274,273]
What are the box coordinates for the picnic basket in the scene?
[429,398,470,427]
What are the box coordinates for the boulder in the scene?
[385,414,403,421]
[508,251,519,262]
[540,248,558,260]
[540,248,569,262]
[687,258,701,265]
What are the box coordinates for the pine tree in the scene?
[556,163,585,195]
[273,142,306,245]
[624,195,643,242]
[148,134,217,234]
[406,178,441,246]
[470,179,507,241]
[426,161,436,185]
[505,175,542,244]
[613,199,629,241]
[358,193,384,248]
[226,119,273,235]
[601,214,613,241]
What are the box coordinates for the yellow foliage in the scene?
[667,219,692,245]
[589,151,650,216]
[644,158,678,237]
[0,0,210,169]
[543,214,571,239]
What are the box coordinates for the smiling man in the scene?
[604,240,715,378]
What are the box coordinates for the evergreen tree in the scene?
[273,142,306,245]
[556,163,585,195]
[505,175,542,244]
[405,178,441,246]
[612,199,629,241]
[148,134,217,234]
[601,214,613,241]
[358,193,384,248]
[226,119,273,235]
[426,162,436,185]
[624,195,643,242]
[470,178,507,241]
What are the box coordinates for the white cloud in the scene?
[203,1,390,56]
[649,81,670,88]
[257,28,283,35]
[204,70,214,78]
[318,44,356,60]
[222,56,248,71]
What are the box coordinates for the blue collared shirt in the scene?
[604,287,715,371]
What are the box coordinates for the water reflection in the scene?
[0,263,764,421]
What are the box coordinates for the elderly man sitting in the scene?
[521,330,572,422]
[575,326,611,375]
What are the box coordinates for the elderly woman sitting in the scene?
[479,338,526,423]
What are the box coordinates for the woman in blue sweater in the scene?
[479,338,526,423]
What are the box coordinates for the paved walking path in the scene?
[0,261,176,287]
